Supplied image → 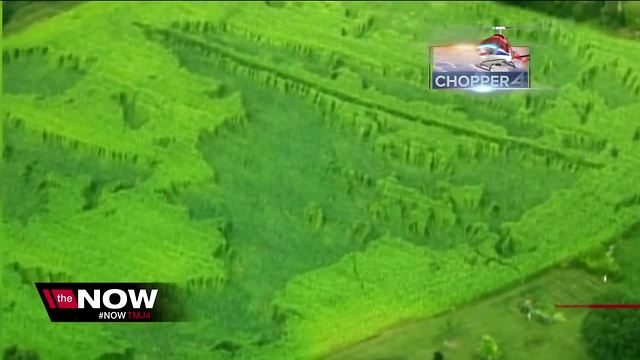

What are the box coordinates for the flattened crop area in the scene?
[2,2,639,359]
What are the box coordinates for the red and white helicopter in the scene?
[475,26,529,72]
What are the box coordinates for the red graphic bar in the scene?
[555,304,640,309]
[43,289,56,309]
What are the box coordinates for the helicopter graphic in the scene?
[475,26,529,72]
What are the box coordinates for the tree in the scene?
[581,289,640,360]
[3,346,40,360]
[477,334,503,360]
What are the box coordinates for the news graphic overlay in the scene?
[35,283,185,322]
[429,44,530,91]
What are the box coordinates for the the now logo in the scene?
[78,289,157,309]
[35,282,179,322]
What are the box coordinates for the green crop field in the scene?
[2,1,640,359]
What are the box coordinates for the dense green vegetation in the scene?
[501,1,640,37]
[581,289,640,360]
[2,1,81,34]
[2,1,639,359]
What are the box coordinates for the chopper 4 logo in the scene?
[35,283,181,322]
[430,26,531,91]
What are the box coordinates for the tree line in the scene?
[501,1,640,32]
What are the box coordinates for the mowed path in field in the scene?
[328,268,604,360]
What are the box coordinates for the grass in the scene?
[327,268,603,360]
[2,1,639,359]
[330,222,640,360]
[616,222,640,296]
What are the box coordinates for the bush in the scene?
[581,289,640,360]
[477,334,503,360]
